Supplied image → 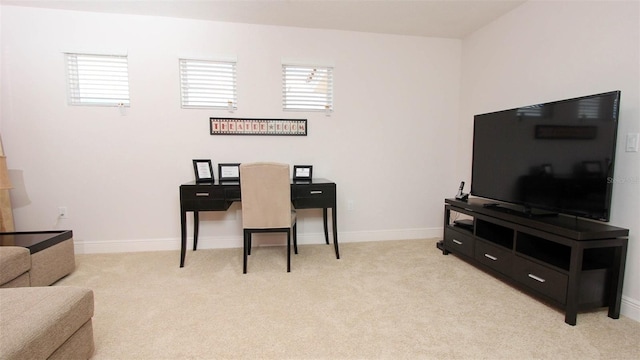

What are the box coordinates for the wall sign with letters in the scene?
[210,117,307,136]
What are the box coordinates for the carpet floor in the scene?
[57,239,640,359]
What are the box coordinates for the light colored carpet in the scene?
[57,239,640,359]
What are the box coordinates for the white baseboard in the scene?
[621,295,640,322]
[338,227,442,243]
[72,227,443,254]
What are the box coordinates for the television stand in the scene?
[483,202,558,218]
[481,202,500,208]
[438,198,628,325]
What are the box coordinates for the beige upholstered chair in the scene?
[240,162,297,273]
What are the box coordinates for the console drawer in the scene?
[292,183,336,209]
[181,186,224,200]
[180,186,230,211]
[513,257,568,304]
[444,228,474,258]
[475,240,512,276]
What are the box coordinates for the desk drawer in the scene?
[181,186,225,200]
[224,188,241,201]
[180,186,230,211]
[292,184,336,209]
[443,228,474,258]
[475,240,512,276]
[513,257,567,304]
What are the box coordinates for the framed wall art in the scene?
[210,117,307,136]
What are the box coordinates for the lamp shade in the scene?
[0,156,12,190]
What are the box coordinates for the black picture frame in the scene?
[193,159,214,183]
[293,165,313,180]
[218,163,241,182]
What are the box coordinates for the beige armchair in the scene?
[240,162,297,273]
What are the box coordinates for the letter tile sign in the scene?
[210,118,307,136]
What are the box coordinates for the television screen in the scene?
[471,91,621,221]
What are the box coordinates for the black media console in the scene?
[437,198,628,325]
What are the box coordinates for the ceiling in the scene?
[0,0,527,39]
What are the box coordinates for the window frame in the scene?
[179,58,238,110]
[282,63,334,113]
[65,52,130,107]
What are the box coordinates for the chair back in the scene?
[240,162,291,229]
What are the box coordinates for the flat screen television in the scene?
[471,91,621,222]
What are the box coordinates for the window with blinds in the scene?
[65,53,130,106]
[179,59,237,109]
[578,98,601,119]
[282,64,333,112]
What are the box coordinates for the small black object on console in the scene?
[455,181,469,201]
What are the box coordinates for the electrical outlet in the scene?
[58,206,68,219]
[626,133,639,152]
[347,200,354,211]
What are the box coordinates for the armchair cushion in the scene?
[0,246,31,288]
[0,286,95,360]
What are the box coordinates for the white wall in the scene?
[460,0,640,321]
[0,6,460,252]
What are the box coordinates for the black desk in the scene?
[179,178,339,267]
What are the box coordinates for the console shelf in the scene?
[437,198,628,325]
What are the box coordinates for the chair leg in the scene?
[293,222,298,254]
[243,230,249,274]
[244,228,293,273]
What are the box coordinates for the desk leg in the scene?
[322,208,330,245]
[332,207,340,259]
[180,209,187,268]
[193,211,200,251]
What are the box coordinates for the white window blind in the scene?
[578,98,601,119]
[65,53,130,106]
[282,64,333,112]
[516,105,544,118]
[180,59,237,109]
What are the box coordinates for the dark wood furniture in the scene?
[179,178,339,267]
[0,230,73,254]
[437,198,628,325]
